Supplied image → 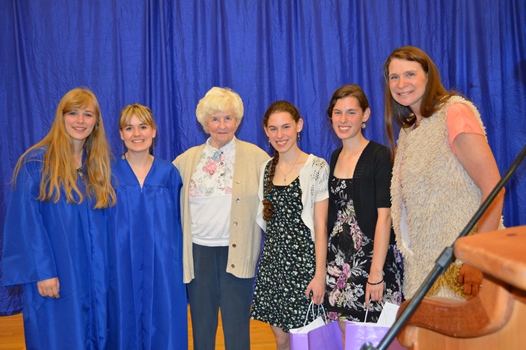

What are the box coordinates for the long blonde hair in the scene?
[12,88,116,208]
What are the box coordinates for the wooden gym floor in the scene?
[0,307,275,349]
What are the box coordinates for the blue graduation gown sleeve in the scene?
[3,156,57,285]
[2,150,109,350]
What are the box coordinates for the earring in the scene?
[268,138,271,147]
[297,132,301,141]
[361,122,366,129]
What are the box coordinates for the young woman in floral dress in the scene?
[324,85,403,334]
[251,100,329,350]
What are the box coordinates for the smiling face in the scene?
[119,114,157,153]
[264,111,303,154]
[331,96,370,141]
[207,110,239,149]
[64,104,97,146]
[388,58,428,113]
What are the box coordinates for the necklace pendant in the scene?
[284,175,286,182]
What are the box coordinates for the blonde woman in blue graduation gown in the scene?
[2,88,116,349]
[107,104,187,349]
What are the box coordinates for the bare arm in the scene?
[365,208,391,308]
[305,198,328,305]
[454,133,503,233]
[454,132,504,295]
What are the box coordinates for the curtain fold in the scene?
[1,0,525,315]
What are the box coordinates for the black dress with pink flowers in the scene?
[324,142,403,323]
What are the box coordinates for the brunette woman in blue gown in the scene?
[107,104,187,350]
[2,88,116,349]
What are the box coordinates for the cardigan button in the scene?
[233,222,238,226]
[236,179,241,184]
[231,264,235,268]
[232,244,237,248]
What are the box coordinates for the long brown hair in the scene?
[261,100,301,221]
[12,88,116,208]
[383,46,452,152]
[326,84,370,120]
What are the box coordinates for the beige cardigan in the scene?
[173,138,270,283]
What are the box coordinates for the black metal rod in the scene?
[361,144,526,350]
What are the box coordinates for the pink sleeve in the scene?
[447,103,485,154]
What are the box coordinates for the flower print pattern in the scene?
[331,179,362,250]
[190,148,234,197]
[202,159,217,175]
[324,177,403,322]
[251,167,316,332]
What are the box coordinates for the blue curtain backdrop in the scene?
[1,0,525,315]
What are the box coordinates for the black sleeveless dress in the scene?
[251,174,316,332]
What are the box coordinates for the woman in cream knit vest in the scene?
[383,46,504,300]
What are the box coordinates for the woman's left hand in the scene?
[365,271,384,309]
[306,274,326,305]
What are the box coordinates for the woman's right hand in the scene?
[365,281,384,310]
[306,274,326,305]
[37,277,60,298]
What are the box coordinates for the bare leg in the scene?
[271,325,290,350]
[339,320,346,345]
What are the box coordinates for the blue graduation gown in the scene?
[2,149,109,350]
[107,157,187,350]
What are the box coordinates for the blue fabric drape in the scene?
[1,0,525,315]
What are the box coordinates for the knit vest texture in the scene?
[391,96,488,299]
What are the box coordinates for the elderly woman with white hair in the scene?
[173,87,269,350]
